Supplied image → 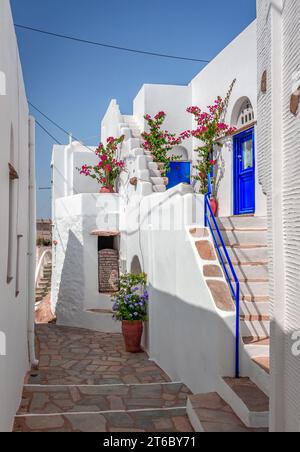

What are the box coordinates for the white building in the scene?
[51,1,300,432]
[0,0,36,432]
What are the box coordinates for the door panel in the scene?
[234,128,255,215]
[167,161,191,189]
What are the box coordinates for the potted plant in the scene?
[187,80,237,214]
[79,135,125,193]
[112,272,148,353]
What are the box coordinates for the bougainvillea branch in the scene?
[141,112,188,176]
[187,80,236,195]
[79,135,125,190]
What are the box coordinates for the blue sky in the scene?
[11,0,256,218]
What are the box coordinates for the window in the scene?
[237,100,254,129]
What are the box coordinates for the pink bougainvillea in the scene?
[78,135,125,191]
[187,80,236,194]
[141,112,189,176]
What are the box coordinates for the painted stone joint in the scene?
[290,86,300,115]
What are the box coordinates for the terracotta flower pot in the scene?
[99,185,114,194]
[122,320,143,353]
[210,197,218,216]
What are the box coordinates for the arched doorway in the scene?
[232,98,256,215]
[166,146,191,189]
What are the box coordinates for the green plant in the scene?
[141,112,188,176]
[187,80,236,195]
[112,273,148,321]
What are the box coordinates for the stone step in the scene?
[227,263,268,282]
[240,300,269,317]
[18,382,191,415]
[249,356,270,397]
[150,176,168,186]
[239,282,269,301]
[215,217,267,231]
[223,247,268,265]
[220,230,268,247]
[186,393,267,432]
[153,185,167,193]
[217,377,269,428]
[14,407,192,432]
[240,316,270,338]
[252,356,270,374]
[242,337,270,358]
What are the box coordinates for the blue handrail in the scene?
[204,174,240,378]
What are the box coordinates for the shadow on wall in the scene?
[146,284,236,395]
[56,230,85,325]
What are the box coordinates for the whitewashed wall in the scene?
[257,0,300,433]
[122,185,237,393]
[101,99,123,144]
[52,142,100,219]
[190,21,266,217]
[52,193,121,333]
[0,0,34,432]
[133,84,193,159]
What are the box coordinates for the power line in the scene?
[35,119,62,144]
[14,24,210,64]
[29,102,94,151]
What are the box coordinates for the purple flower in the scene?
[134,312,138,317]
[112,303,119,311]
[130,304,134,309]
[132,287,139,292]
[129,313,133,318]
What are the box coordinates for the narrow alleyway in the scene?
[14,325,193,432]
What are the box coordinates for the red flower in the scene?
[104,164,112,173]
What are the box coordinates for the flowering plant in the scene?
[112,273,148,322]
[187,81,236,194]
[141,112,188,176]
[79,135,125,190]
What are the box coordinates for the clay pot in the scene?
[210,197,218,216]
[99,185,114,194]
[122,320,143,353]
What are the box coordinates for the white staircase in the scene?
[121,115,168,193]
[187,216,271,432]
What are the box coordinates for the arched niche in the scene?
[130,255,142,275]
[167,145,189,161]
[231,97,255,129]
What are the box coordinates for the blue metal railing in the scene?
[204,174,240,378]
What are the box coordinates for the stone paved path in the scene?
[14,324,193,432]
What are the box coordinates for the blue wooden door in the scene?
[233,128,255,215]
[167,161,191,189]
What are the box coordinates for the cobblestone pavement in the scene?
[30,324,171,385]
[14,324,193,432]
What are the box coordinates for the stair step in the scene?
[18,382,191,415]
[243,337,270,346]
[242,337,270,358]
[240,317,270,338]
[224,247,268,265]
[215,217,267,231]
[252,356,270,375]
[186,393,267,432]
[14,407,192,432]
[219,231,267,247]
[240,282,269,301]
[227,263,268,282]
[240,300,269,317]
[153,185,166,193]
[218,377,269,428]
